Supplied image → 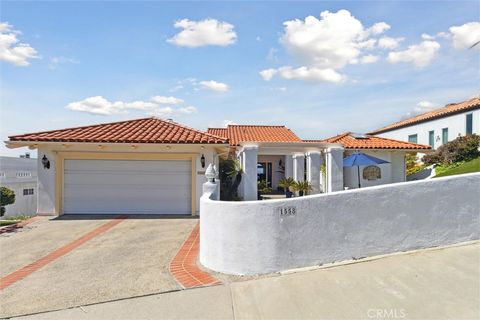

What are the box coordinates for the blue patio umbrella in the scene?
[343,152,390,188]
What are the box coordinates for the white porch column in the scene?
[242,145,258,200]
[293,153,305,182]
[326,147,344,192]
[284,155,293,178]
[306,151,321,194]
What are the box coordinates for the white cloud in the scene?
[421,33,435,40]
[0,22,39,66]
[66,96,126,116]
[368,22,391,35]
[150,96,184,105]
[403,100,437,118]
[267,48,279,62]
[167,19,237,47]
[222,120,237,127]
[259,68,277,81]
[387,40,440,68]
[360,54,379,64]
[151,105,197,117]
[49,56,79,70]
[378,36,404,49]
[199,80,229,92]
[261,10,389,83]
[449,22,480,50]
[266,66,345,83]
[66,95,195,116]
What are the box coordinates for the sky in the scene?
[1,0,479,157]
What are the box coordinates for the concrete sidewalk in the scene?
[14,242,480,320]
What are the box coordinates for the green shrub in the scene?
[219,158,243,201]
[0,187,16,217]
[423,134,480,165]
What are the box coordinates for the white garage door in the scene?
[63,159,191,214]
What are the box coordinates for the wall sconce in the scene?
[201,154,206,168]
[41,155,50,169]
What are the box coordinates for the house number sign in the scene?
[279,206,297,216]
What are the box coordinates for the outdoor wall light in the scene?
[41,155,50,169]
[201,154,206,168]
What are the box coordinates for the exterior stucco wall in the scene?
[36,143,218,215]
[343,150,406,189]
[1,181,37,217]
[200,173,480,275]
[376,109,480,149]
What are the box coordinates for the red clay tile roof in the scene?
[369,97,480,134]
[9,117,228,144]
[207,125,302,146]
[316,132,431,150]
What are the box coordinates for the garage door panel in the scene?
[63,159,192,214]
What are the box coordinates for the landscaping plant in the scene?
[292,180,313,196]
[423,134,480,165]
[278,177,295,198]
[219,158,243,201]
[0,187,15,217]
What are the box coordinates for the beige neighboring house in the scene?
[0,155,37,217]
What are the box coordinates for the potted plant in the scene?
[257,180,272,200]
[278,177,295,198]
[292,180,312,196]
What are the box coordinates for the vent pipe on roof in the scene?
[166,118,173,122]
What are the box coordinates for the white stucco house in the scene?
[369,97,480,149]
[6,118,430,215]
[0,155,37,217]
[208,126,431,196]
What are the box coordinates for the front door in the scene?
[257,162,273,188]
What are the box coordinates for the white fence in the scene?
[200,173,480,275]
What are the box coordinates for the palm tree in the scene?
[292,180,313,196]
[278,177,295,198]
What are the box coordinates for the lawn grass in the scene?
[434,157,480,178]
[0,220,19,227]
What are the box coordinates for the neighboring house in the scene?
[318,133,431,189]
[0,156,37,217]
[6,118,430,216]
[6,118,229,216]
[369,97,480,149]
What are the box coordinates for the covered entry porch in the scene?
[236,142,344,200]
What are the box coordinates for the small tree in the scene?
[0,187,15,217]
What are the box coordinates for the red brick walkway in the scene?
[0,215,128,290]
[169,223,221,288]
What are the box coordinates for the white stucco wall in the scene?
[2,182,37,217]
[36,143,218,215]
[343,150,406,189]
[200,173,480,275]
[376,109,480,149]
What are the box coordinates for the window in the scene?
[442,128,448,145]
[429,130,435,148]
[408,134,418,144]
[466,113,473,135]
[16,172,31,178]
[23,188,34,196]
[363,166,381,181]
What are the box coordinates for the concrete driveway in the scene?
[0,215,197,318]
